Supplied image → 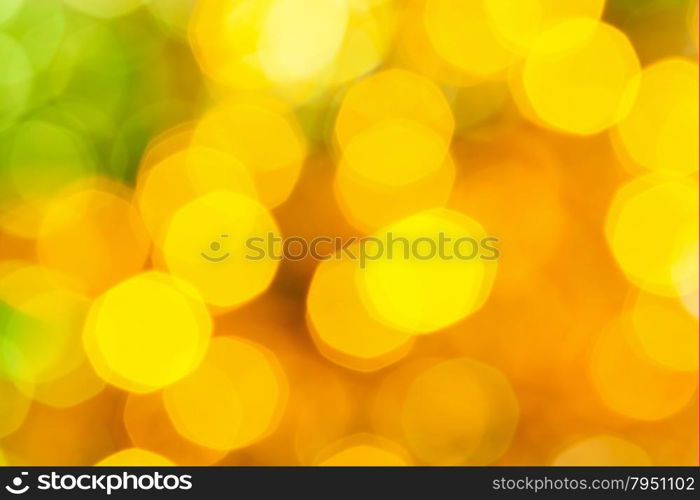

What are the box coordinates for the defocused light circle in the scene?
[163,191,281,310]
[605,176,698,297]
[317,435,411,466]
[136,147,257,242]
[191,0,354,89]
[359,209,497,333]
[164,336,287,451]
[335,152,455,234]
[1,287,90,384]
[83,272,212,393]
[307,254,414,371]
[38,186,151,296]
[590,320,697,421]
[258,0,348,84]
[553,435,651,466]
[96,448,174,466]
[631,293,698,372]
[335,68,454,150]
[341,119,448,187]
[191,98,305,208]
[319,445,408,466]
[615,58,698,175]
[31,358,105,409]
[123,392,227,466]
[4,120,95,200]
[423,0,517,77]
[0,373,31,439]
[521,19,640,134]
[401,358,519,464]
[484,0,605,54]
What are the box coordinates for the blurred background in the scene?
[0,0,697,466]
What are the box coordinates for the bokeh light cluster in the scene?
[0,0,697,466]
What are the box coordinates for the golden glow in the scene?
[164,336,287,451]
[191,97,305,208]
[359,209,497,333]
[401,358,519,465]
[190,0,394,92]
[553,435,651,466]
[306,253,414,371]
[631,292,698,372]
[590,320,697,421]
[395,0,480,86]
[673,240,699,318]
[31,358,105,409]
[137,147,256,242]
[615,58,699,175]
[0,375,31,438]
[37,186,151,296]
[124,392,227,466]
[605,176,698,297]
[342,119,448,187]
[258,0,348,85]
[317,435,410,466]
[189,0,271,89]
[163,191,281,310]
[333,68,456,233]
[423,0,517,78]
[335,152,455,234]
[521,19,640,134]
[335,68,454,150]
[96,448,174,466]
[325,0,396,87]
[83,272,212,393]
[484,0,605,54]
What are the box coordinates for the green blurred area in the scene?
[0,0,206,201]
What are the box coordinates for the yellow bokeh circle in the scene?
[163,190,281,310]
[164,336,287,451]
[359,209,498,333]
[37,186,151,296]
[334,68,454,150]
[189,0,394,92]
[630,292,698,372]
[306,252,414,371]
[552,435,651,466]
[521,19,640,134]
[423,0,517,78]
[484,0,605,54]
[590,319,697,421]
[191,97,306,208]
[96,448,174,466]
[316,434,411,466]
[605,175,698,297]
[136,147,257,243]
[614,57,699,175]
[83,271,212,393]
[401,358,519,465]
[335,152,455,233]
